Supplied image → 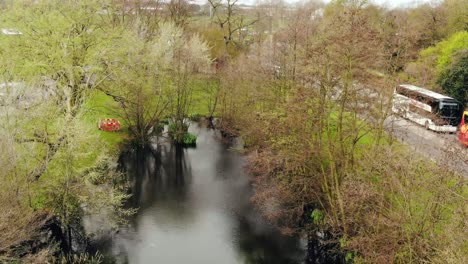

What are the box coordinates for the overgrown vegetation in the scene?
[0,0,466,262]
[439,49,468,106]
[214,0,467,263]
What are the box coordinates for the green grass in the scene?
[316,110,380,154]
[31,91,127,209]
[82,90,127,151]
[190,77,217,117]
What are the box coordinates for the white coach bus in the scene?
[392,84,462,133]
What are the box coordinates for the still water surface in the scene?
[105,124,305,263]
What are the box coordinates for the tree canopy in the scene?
[438,49,468,106]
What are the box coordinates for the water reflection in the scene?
[106,124,305,263]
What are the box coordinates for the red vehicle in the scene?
[98,118,121,131]
[458,111,468,147]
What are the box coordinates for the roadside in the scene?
[386,115,468,177]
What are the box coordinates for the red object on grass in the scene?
[98,118,121,131]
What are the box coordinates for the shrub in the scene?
[154,123,165,135]
[188,113,203,122]
[438,49,468,107]
[420,31,468,74]
[183,133,197,146]
[168,123,195,145]
[160,117,171,125]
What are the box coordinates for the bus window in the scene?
[440,103,459,118]
[396,86,410,97]
[430,101,440,113]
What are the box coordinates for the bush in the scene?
[167,123,176,135]
[188,113,203,122]
[154,123,165,135]
[409,31,468,86]
[168,122,195,145]
[183,133,197,146]
[438,49,468,107]
[420,31,468,74]
[160,117,171,125]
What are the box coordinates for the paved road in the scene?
[386,115,468,177]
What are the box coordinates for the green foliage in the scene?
[190,76,221,117]
[183,133,197,146]
[154,123,165,135]
[310,209,325,225]
[168,123,196,145]
[1,0,465,262]
[61,252,104,264]
[188,113,203,122]
[82,91,126,151]
[168,122,196,145]
[0,0,121,115]
[160,117,171,125]
[31,193,47,210]
[438,50,468,106]
[420,31,468,74]
[339,236,349,248]
[0,2,137,261]
[443,0,468,35]
[197,24,226,60]
[167,122,181,136]
[345,252,355,263]
[102,22,211,145]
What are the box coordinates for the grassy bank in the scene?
[82,91,128,151]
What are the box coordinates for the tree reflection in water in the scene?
[99,123,305,264]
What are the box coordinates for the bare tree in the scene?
[167,0,191,27]
[207,0,261,54]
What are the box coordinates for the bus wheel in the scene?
[425,121,430,130]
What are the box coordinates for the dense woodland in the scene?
[0,0,467,263]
